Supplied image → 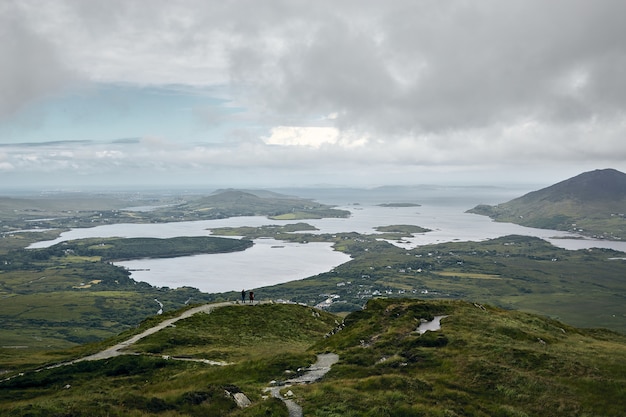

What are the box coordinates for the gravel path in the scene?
[265,353,339,417]
[3,299,338,417]
[2,301,243,380]
[75,301,236,362]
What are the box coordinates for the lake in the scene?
[28,186,626,293]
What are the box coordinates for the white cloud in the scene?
[263,126,370,149]
[263,126,336,148]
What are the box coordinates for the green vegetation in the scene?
[269,210,342,220]
[0,189,348,232]
[468,168,626,240]
[0,236,248,364]
[374,224,429,233]
[304,298,626,416]
[210,223,318,238]
[3,221,626,364]
[130,303,338,361]
[252,234,626,333]
[2,184,626,416]
[56,236,252,260]
[0,187,346,362]
[1,300,625,416]
[0,303,336,417]
[368,224,432,242]
[180,189,349,221]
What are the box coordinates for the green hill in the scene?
[179,189,350,220]
[468,168,626,239]
[1,300,625,417]
[0,189,349,231]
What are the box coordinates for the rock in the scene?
[232,392,252,408]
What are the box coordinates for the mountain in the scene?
[180,189,350,219]
[468,168,626,239]
[1,300,625,416]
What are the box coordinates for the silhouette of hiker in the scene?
[241,289,246,304]
[249,290,254,305]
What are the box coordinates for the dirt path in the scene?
[4,299,337,417]
[38,301,263,372]
[75,301,237,362]
[265,353,339,417]
[2,301,245,380]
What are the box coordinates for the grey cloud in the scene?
[12,1,625,124]
[6,0,626,135]
[4,0,626,184]
[225,0,626,134]
[0,2,75,120]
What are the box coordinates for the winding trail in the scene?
[265,353,339,417]
[6,301,256,377]
[4,299,339,417]
[76,301,236,362]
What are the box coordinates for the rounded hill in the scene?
[467,168,626,239]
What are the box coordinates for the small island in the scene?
[375,224,431,234]
[377,203,421,207]
[52,236,253,261]
[210,223,318,238]
[373,224,432,240]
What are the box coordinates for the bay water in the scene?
[27,186,626,293]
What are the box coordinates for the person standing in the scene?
[241,289,246,304]
[249,290,254,305]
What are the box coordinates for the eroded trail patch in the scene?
[265,353,339,417]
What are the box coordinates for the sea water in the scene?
[26,186,626,293]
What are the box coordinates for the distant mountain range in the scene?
[467,168,626,240]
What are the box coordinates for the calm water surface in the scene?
[28,188,626,293]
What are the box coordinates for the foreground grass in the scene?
[0,236,232,367]
[304,298,626,416]
[130,303,339,362]
[2,300,625,416]
[0,303,336,417]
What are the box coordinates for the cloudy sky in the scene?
[2,0,626,190]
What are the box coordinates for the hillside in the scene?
[0,235,250,358]
[0,189,349,232]
[251,234,626,334]
[468,168,626,239]
[179,189,350,220]
[1,300,625,416]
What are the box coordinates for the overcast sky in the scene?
[2,0,626,191]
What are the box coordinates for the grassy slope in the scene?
[255,235,626,334]
[306,298,626,417]
[128,303,339,362]
[0,303,338,417]
[0,234,235,366]
[177,189,350,219]
[0,189,349,231]
[468,169,626,239]
[1,300,625,417]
